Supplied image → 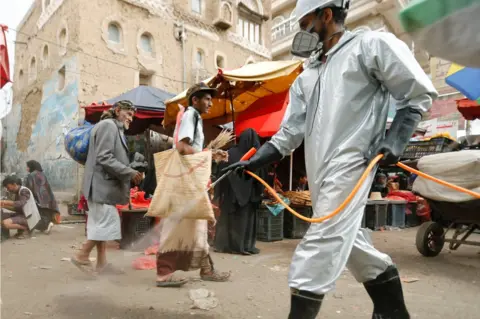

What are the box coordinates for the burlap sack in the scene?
[145,149,215,221]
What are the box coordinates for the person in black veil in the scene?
[214,128,265,255]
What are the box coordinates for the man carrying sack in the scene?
[155,83,230,287]
[72,100,143,275]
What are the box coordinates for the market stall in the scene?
[163,60,303,128]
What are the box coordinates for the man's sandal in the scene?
[156,275,189,288]
[70,258,95,276]
[200,270,231,282]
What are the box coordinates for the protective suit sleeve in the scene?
[270,79,307,156]
[360,31,438,115]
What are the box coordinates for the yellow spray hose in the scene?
[244,154,480,224]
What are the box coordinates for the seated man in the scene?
[295,172,309,192]
[1,176,42,239]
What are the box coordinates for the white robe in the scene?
[20,186,41,231]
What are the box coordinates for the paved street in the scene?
[2,225,480,319]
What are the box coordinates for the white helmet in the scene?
[293,0,350,24]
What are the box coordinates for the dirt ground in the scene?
[1,224,480,319]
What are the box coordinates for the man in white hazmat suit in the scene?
[224,0,437,318]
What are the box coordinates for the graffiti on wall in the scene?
[3,56,79,192]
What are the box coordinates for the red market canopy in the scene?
[83,102,165,120]
[457,98,480,120]
[83,102,165,135]
[235,91,289,138]
[83,86,174,135]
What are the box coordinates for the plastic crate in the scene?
[387,201,406,228]
[364,201,388,230]
[405,202,421,227]
[284,205,312,239]
[120,210,154,250]
[256,205,284,242]
[402,137,454,159]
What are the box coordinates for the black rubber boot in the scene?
[364,265,410,319]
[287,289,323,319]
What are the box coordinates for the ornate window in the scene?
[239,0,264,16]
[237,0,264,45]
[221,2,232,22]
[214,1,234,29]
[237,18,261,44]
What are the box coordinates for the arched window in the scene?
[58,28,67,48]
[29,57,37,82]
[42,45,49,68]
[221,2,233,22]
[140,33,153,53]
[18,69,24,86]
[241,0,263,16]
[57,22,69,56]
[192,0,202,14]
[237,0,264,44]
[215,54,225,68]
[196,49,205,67]
[246,56,255,65]
[108,23,121,43]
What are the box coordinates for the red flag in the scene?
[0,25,10,89]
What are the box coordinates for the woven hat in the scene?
[186,83,217,103]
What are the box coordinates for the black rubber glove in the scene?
[221,142,283,175]
[369,108,422,165]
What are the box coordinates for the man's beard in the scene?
[317,24,327,42]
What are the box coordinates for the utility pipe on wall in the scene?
[181,23,187,90]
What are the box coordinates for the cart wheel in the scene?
[416,221,445,257]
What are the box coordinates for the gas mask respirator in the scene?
[291,19,322,58]
[291,12,344,58]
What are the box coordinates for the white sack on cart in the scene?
[413,150,480,203]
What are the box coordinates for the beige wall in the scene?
[13,0,274,127]
[76,0,272,105]
[12,0,81,151]
[7,0,273,193]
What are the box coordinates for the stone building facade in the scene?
[4,0,272,195]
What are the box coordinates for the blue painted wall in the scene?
[3,56,79,192]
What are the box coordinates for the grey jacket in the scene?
[82,119,135,205]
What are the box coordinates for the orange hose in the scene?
[396,162,480,199]
[245,154,480,223]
